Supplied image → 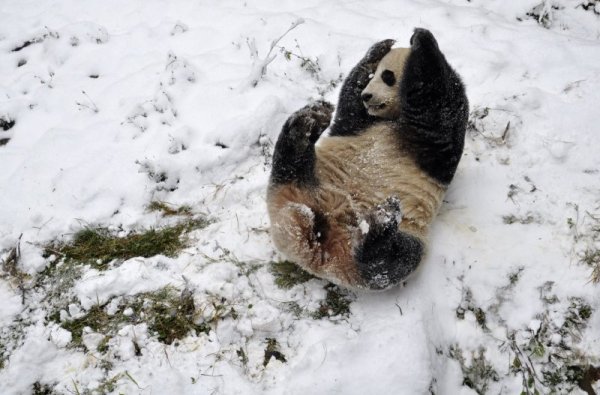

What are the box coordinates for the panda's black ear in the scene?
[409,28,439,51]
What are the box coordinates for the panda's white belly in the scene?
[315,124,446,237]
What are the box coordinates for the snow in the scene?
[359,219,370,235]
[1,0,599,394]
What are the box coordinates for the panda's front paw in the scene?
[409,28,439,51]
[284,101,334,145]
[305,100,334,131]
[363,39,396,64]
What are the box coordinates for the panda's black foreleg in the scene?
[399,28,469,185]
[401,28,467,132]
[329,39,395,137]
[355,198,424,290]
[270,101,333,186]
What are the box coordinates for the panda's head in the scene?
[361,48,410,119]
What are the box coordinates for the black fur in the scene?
[355,199,423,289]
[312,210,329,245]
[399,28,469,185]
[329,39,395,136]
[381,70,396,86]
[270,101,333,186]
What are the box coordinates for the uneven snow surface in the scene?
[1,0,599,394]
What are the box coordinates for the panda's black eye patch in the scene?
[381,70,396,86]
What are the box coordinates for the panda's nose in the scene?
[361,93,373,103]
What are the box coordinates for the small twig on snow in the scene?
[75,90,99,113]
[246,18,305,87]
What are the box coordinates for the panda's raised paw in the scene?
[363,39,396,64]
[304,100,334,124]
[409,28,439,51]
[284,101,334,144]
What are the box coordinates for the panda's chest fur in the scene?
[314,123,446,237]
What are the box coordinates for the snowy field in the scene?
[1,0,599,394]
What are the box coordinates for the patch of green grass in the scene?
[1,236,29,309]
[56,286,226,349]
[94,374,120,394]
[237,348,249,366]
[263,338,286,366]
[93,370,141,394]
[97,336,109,353]
[456,288,488,331]
[562,297,593,333]
[0,316,30,370]
[60,304,111,346]
[239,262,262,277]
[147,201,193,217]
[502,214,538,225]
[32,382,57,395]
[508,267,524,285]
[451,269,597,394]
[145,288,208,345]
[449,345,499,395]
[269,261,314,289]
[507,289,595,394]
[283,301,304,318]
[506,335,541,395]
[313,284,354,319]
[567,204,600,283]
[582,248,600,283]
[43,218,209,270]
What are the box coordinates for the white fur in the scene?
[361,48,410,119]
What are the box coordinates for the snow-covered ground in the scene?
[1,0,599,394]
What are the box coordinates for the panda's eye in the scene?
[381,70,396,86]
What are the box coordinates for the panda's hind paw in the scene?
[369,196,403,227]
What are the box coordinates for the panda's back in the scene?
[315,123,446,238]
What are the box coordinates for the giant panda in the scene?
[267,28,468,290]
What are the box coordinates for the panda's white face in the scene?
[361,48,410,119]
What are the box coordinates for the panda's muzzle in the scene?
[361,93,386,111]
[361,92,373,103]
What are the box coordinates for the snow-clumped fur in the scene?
[1,1,600,394]
[267,29,468,290]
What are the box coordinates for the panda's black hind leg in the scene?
[355,198,424,290]
[270,101,333,186]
